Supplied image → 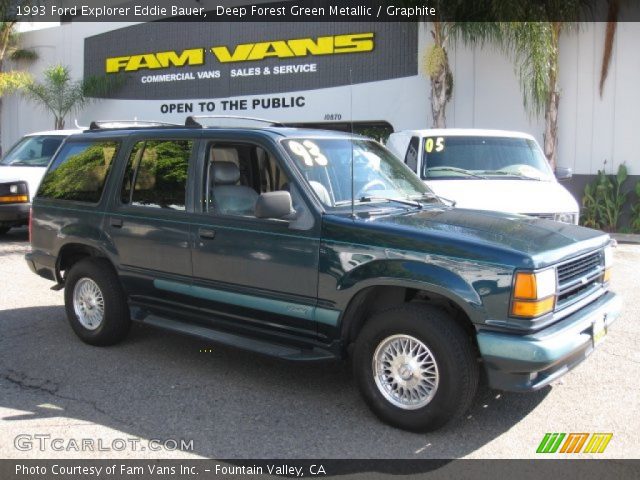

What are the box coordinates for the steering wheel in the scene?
[356,179,387,199]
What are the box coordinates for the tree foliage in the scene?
[20,64,124,129]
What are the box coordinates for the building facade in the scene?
[2,18,639,207]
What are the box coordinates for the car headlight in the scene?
[603,244,613,284]
[511,268,557,318]
[0,182,29,204]
[554,212,577,224]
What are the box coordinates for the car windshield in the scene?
[282,137,435,209]
[0,135,64,167]
[421,135,554,181]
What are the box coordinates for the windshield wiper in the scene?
[485,170,543,181]
[357,196,423,209]
[418,192,456,207]
[424,166,486,179]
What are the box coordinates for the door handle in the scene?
[110,217,123,228]
[198,228,216,239]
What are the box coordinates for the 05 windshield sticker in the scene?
[425,137,444,153]
[287,140,328,167]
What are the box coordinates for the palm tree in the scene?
[401,0,498,128]
[19,64,123,129]
[493,1,591,170]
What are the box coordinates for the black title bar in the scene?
[4,0,640,22]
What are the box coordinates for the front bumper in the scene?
[0,202,30,225]
[477,291,622,391]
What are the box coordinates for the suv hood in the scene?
[352,207,608,268]
[426,179,579,215]
[0,166,47,201]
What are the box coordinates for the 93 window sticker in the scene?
[425,137,444,153]
[287,140,328,167]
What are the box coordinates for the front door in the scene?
[187,137,324,340]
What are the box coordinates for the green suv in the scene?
[26,118,622,431]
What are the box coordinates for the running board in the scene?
[140,314,335,361]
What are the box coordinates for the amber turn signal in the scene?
[0,194,28,203]
[513,272,537,299]
[511,297,555,318]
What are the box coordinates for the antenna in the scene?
[349,69,356,219]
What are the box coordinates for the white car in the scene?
[386,129,579,224]
[0,129,81,234]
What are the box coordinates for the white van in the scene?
[0,129,80,234]
[386,129,579,224]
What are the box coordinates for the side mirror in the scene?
[555,166,573,181]
[254,191,294,219]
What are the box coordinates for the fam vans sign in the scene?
[84,22,417,100]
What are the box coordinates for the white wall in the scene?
[3,21,639,176]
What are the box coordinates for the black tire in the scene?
[353,304,479,431]
[64,258,131,346]
[0,226,10,235]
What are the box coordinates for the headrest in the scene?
[211,147,240,166]
[212,161,240,185]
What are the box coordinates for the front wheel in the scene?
[353,304,479,431]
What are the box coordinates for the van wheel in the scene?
[0,226,10,235]
[353,304,478,431]
[64,258,130,346]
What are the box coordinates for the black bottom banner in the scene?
[1,459,639,480]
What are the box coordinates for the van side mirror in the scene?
[254,191,294,219]
[555,166,573,181]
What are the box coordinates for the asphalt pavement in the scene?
[1,227,638,459]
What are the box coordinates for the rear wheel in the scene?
[64,258,130,346]
[353,304,478,431]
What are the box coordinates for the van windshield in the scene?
[421,136,554,181]
[282,137,436,209]
[1,135,64,167]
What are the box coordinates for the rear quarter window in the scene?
[37,141,119,203]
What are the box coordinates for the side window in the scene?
[404,136,420,173]
[256,147,290,194]
[205,143,290,217]
[205,143,256,216]
[120,140,192,210]
[38,141,118,202]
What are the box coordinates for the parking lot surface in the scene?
[1,227,639,459]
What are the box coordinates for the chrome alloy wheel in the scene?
[372,334,439,410]
[72,278,105,331]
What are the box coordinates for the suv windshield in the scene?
[0,135,64,167]
[421,135,554,181]
[282,137,434,209]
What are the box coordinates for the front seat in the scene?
[210,161,258,216]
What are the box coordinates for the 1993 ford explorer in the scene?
[26,119,622,431]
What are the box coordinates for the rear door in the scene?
[104,132,200,311]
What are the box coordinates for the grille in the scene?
[556,251,603,307]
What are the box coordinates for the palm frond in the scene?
[498,22,555,117]
[0,70,32,95]
[9,48,37,61]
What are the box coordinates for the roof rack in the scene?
[185,115,285,128]
[89,120,183,130]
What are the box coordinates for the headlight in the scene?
[554,212,577,224]
[0,182,29,204]
[603,244,613,283]
[511,268,557,318]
